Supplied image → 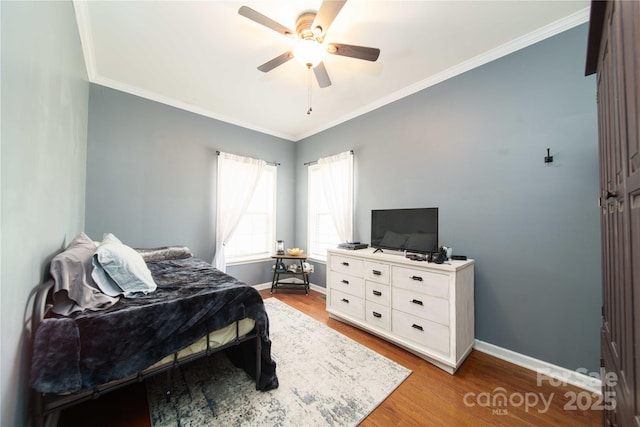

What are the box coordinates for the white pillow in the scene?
[91,234,157,297]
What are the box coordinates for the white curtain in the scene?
[318,151,353,243]
[213,152,265,272]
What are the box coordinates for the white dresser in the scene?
[326,247,475,374]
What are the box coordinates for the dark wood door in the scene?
[586,0,639,425]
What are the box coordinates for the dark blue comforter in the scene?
[30,257,278,393]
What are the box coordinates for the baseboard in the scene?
[253,282,271,291]
[253,282,326,294]
[473,340,601,394]
[309,283,326,294]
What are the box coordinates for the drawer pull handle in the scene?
[411,275,423,281]
[341,298,350,304]
[341,280,349,284]
[372,270,382,276]
[341,262,350,266]
[411,299,424,306]
[372,290,382,296]
[412,324,424,331]
[372,311,382,318]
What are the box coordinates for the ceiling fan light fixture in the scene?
[293,39,325,68]
[239,1,380,112]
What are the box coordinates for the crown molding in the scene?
[91,76,296,142]
[73,1,97,81]
[73,3,589,142]
[294,7,590,141]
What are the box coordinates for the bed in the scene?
[29,233,279,427]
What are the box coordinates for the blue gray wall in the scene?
[85,23,600,377]
[296,24,600,372]
[85,85,296,284]
[1,2,89,425]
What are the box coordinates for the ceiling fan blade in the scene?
[312,0,347,38]
[327,43,380,62]
[313,62,332,88]
[257,51,294,72]
[238,6,294,37]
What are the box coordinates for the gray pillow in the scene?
[50,232,119,315]
[92,233,157,297]
[135,246,193,263]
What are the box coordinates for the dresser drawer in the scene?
[364,261,390,284]
[392,266,449,298]
[391,288,449,326]
[365,281,390,306]
[330,255,364,277]
[330,273,365,299]
[366,301,390,331]
[392,310,449,356]
[330,289,365,320]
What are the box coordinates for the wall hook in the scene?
[544,148,554,164]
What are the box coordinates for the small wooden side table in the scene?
[270,254,310,295]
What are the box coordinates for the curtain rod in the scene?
[216,151,280,166]
[304,150,353,166]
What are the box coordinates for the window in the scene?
[225,164,277,263]
[307,151,353,261]
[308,164,341,260]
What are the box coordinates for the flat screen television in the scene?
[371,208,438,254]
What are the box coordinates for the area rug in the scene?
[146,298,411,426]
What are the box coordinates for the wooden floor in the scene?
[58,289,602,427]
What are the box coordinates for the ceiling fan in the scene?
[238,1,380,89]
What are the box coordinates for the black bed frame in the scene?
[30,279,262,427]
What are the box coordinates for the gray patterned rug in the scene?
[146,298,411,426]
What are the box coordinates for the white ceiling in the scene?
[74,1,589,141]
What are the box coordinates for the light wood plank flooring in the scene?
[57,289,602,426]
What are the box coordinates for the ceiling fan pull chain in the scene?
[307,65,313,115]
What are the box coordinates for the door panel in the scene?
[592,1,639,424]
